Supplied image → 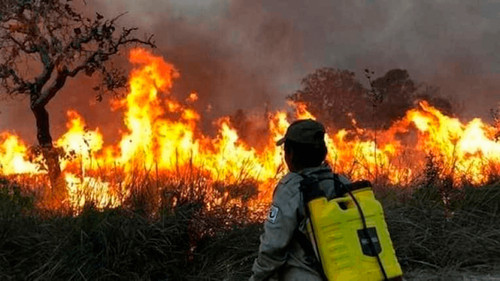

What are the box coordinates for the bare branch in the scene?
[32,43,55,93]
[110,12,129,25]
[1,0,155,100]
[32,68,68,108]
[7,34,37,53]
[67,26,155,79]
[0,64,30,94]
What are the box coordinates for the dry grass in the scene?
[0,176,262,281]
[382,181,500,278]
[0,176,499,280]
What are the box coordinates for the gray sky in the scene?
[1,0,499,142]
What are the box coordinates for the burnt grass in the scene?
[0,178,499,281]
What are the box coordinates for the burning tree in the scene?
[290,68,455,131]
[369,69,416,129]
[288,68,367,129]
[0,0,154,202]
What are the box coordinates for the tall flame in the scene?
[0,48,499,211]
[0,133,41,175]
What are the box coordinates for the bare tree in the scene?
[0,0,155,199]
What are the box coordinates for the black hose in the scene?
[347,188,389,281]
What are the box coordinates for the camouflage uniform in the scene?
[249,163,350,281]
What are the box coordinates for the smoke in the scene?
[1,0,499,142]
[261,0,500,116]
[94,0,304,120]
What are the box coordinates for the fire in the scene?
[0,133,42,175]
[56,110,104,170]
[0,48,499,211]
[406,102,500,184]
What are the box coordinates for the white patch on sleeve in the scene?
[268,205,279,224]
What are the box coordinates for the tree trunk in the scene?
[31,103,66,207]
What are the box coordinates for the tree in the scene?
[370,69,416,129]
[291,68,455,132]
[415,85,454,116]
[0,0,155,199]
[288,68,368,129]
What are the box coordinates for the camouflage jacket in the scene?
[249,163,350,281]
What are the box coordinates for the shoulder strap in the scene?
[292,229,319,264]
[334,173,372,196]
[296,174,329,281]
[333,173,344,195]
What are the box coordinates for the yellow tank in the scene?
[306,187,403,281]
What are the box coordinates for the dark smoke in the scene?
[1,0,499,143]
[93,0,304,134]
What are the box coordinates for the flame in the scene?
[0,133,41,175]
[56,110,104,170]
[0,48,499,212]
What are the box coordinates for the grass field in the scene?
[0,177,499,280]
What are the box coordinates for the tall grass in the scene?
[380,182,500,279]
[0,176,262,281]
[0,175,499,280]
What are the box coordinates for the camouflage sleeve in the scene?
[249,175,301,281]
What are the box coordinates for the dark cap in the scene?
[276,119,326,146]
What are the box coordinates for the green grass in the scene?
[0,177,499,280]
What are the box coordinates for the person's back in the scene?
[249,119,349,281]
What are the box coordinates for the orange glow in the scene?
[0,48,499,211]
[0,133,42,175]
[187,91,199,103]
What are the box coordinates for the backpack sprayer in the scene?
[299,175,403,281]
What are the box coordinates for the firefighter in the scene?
[249,119,349,281]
